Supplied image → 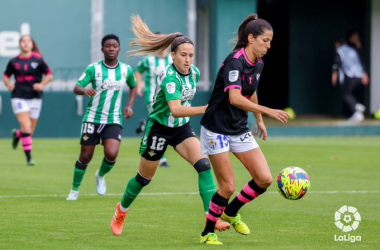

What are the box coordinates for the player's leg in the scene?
[111,120,164,236]
[221,132,270,235]
[95,125,122,195]
[15,112,33,165]
[67,122,99,200]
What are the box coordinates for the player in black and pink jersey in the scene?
[199,14,290,245]
[3,35,53,166]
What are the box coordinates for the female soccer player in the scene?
[66,34,137,201]
[134,33,172,167]
[110,15,229,236]
[3,35,53,166]
[199,14,290,245]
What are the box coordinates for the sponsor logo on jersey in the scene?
[240,132,252,141]
[96,72,101,78]
[79,73,86,81]
[229,70,239,82]
[148,150,156,157]
[256,73,261,81]
[181,88,196,101]
[101,78,122,90]
[82,135,89,141]
[31,62,38,69]
[166,82,175,94]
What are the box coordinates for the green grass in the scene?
[0,137,379,249]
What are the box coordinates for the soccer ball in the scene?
[276,167,310,200]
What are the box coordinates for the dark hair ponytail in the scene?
[233,14,273,51]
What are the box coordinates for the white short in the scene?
[200,125,259,155]
[11,98,42,119]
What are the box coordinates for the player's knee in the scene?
[135,172,151,187]
[219,183,235,198]
[256,176,273,189]
[104,149,119,162]
[79,155,92,165]
[193,158,211,173]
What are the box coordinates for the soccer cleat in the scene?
[66,190,79,201]
[27,159,35,166]
[215,219,231,231]
[135,119,146,134]
[95,170,106,195]
[111,202,127,236]
[221,213,250,235]
[200,233,223,245]
[11,128,20,149]
[159,161,170,167]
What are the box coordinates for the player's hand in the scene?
[136,85,143,97]
[7,84,15,92]
[332,72,338,86]
[124,106,133,119]
[83,88,96,97]
[255,120,267,141]
[361,72,369,86]
[267,109,290,124]
[33,83,44,91]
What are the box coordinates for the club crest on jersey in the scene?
[256,73,261,81]
[148,150,156,157]
[82,135,89,141]
[229,70,239,82]
[209,140,217,150]
[101,78,122,90]
[31,62,38,69]
[166,82,175,94]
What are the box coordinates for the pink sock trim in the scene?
[237,193,251,203]
[21,136,32,151]
[209,201,225,215]
[243,184,260,199]
[206,213,219,222]
[16,130,21,138]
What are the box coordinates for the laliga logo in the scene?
[334,205,361,243]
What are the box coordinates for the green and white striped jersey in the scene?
[136,55,172,105]
[149,64,199,127]
[77,61,136,125]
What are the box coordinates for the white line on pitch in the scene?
[0,190,379,199]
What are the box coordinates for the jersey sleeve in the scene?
[3,60,14,78]
[39,58,52,76]
[126,65,137,88]
[161,74,181,101]
[136,58,148,73]
[76,65,94,88]
[222,58,244,92]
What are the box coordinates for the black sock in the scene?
[202,192,229,236]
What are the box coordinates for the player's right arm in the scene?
[3,60,15,92]
[135,58,147,97]
[74,65,96,97]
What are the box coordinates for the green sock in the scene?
[120,176,144,209]
[198,170,216,213]
[72,167,86,191]
[98,158,115,177]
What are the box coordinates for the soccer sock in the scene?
[224,179,266,217]
[194,158,216,213]
[120,173,151,210]
[159,153,167,163]
[98,157,116,177]
[20,133,32,162]
[71,160,88,191]
[202,192,229,236]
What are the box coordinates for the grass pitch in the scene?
[0,137,379,249]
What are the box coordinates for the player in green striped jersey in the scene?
[66,34,137,201]
[135,33,172,167]
[110,15,230,238]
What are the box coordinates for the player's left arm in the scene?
[250,92,267,141]
[124,66,137,119]
[33,59,53,91]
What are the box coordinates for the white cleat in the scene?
[66,190,79,201]
[348,111,364,122]
[95,170,106,196]
[355,103,366,113]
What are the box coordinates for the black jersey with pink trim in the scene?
[3,52,52,99]
[201,48,264,135]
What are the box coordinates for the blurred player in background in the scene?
[110,15,230,237]
[66,34,137,201]
[3,35,53,166]
[199,14,290,245]
[134,32,172,167]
